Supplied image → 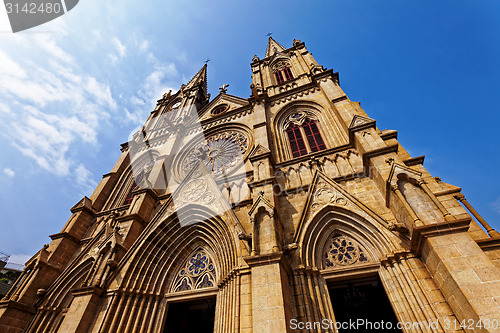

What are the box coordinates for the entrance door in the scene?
[329,276,401,332]
[163,296,216,333]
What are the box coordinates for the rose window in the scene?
[188,252,208,276]
[181,131,249,178]
[325,235,369,268]
[173,249,216,292]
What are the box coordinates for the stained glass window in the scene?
[173,249,216,292]
[324,235,369,268]
[273,60,294,84]
[286,123,308,158]
[302,119,326,152]
[285,115,326,158]
[275,71,284,84]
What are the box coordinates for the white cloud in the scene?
[33,34,74,64]
[7,254,32,266]
[139,39,149,51]
[0,102,11,114]
[126,70,177,123]
[0,35,116,180]
[74,164,97,194]
[112,37,126,58]
[3,168,15,177]
[0,50,27,78]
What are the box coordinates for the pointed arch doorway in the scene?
[163,295,217,333]
[321,233,402,332]
[162,247,219,333]
[328,275,402,333]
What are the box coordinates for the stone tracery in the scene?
[173,249,217,292]
[324,234,369,268]
[181,130,249,178]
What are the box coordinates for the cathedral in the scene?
[2,37,500,333]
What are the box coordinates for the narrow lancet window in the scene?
[286,123,308,157]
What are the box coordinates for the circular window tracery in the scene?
[211,104,228,116]
[173,249,216,292]
[178,130,250,179]
[324,235,369,268]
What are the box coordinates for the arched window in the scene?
[211,104,228,116]
[123,171,144,205]
[286,123,307,158]
[172,249,217,292]
[303,119,326,152]
[273,60,294,84]
[285,112,326,158]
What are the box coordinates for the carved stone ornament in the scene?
[272,60,291,72]
[348,115,375,130]
[177,179,215,207]
[324,234,369,268]
[283,110,318,129]
[310,180,348,212]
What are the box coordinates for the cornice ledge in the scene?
[403,156,425,166]
[331,95,348,104]
[243,251,286,267]
[70,196,97,215]
[311,69,338,85]
[116,213,146,226]
[268,81,318,105]
[475,237,500,251]
[71,286,105,297]
[362,144,399,173]
[276,143,352,167]
[0,299,37,314]
[248,177,276,188]
[132,187,159,201]
[410,217,472,255]
[49,231,80,244]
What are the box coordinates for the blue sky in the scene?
[0,0,499,265]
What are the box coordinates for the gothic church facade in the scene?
[2,37,500,332]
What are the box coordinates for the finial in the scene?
[219,84,229,93]
[204,58,211,64]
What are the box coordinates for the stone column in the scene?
[417,180,455,222]
[250,217,257,256]
[454,194,500,238]
[244,253,293,333]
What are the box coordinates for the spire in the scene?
[265,36,286,58]
[184,64,208,96]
